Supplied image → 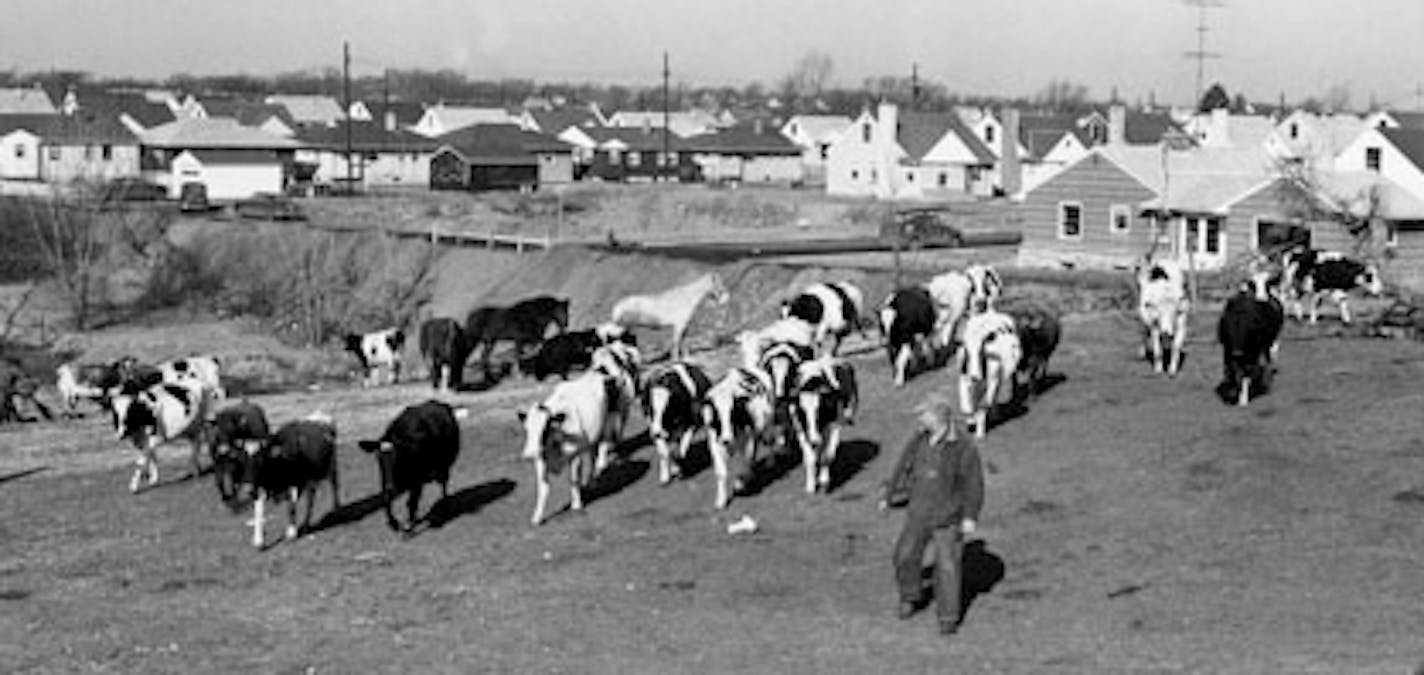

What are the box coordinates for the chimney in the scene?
[1108,104,1127,146]
[875,101,899,198]
[1000,108,1021,197]
[1209,107,1229,146]
[384,109,397,132]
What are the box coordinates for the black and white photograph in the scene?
[3,0,1424,671]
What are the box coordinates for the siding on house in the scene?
[1018,152,1159,269]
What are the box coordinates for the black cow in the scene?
[207,400,271,503]
[1004,302,1062,399]
[465,295,570,377]
[357,400,464,534]
[878,287,938,386]
[1217,278,1285,407]
[518,329,602,381]
[418,317,471,391]
[247,415,340,548]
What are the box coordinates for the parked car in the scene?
[179,182,217,213]
[99,177,167,203]
[234,193,306,222]
[880,206,965,248]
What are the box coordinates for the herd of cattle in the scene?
[11,243,1387,548]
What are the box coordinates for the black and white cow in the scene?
[157,355,225,399]
[1217,273,1285,407]
[790,358,858,495]
[781,281,865,356]
[418,317,470,392]
[641,361,713,485]
[208,400,271,503]
[248,414,341,549]
[956,310,1023,439]
[519,371,622,525]
[113,379,214,492]
[1004,302,1062,399]
[1288,251,1384,324]
[878,286,938,387]
[519,330,602,381]
[588,341,642,471]
[702,366,777,510]
[357,400,464,534]
[466,295,570,377]
[345,329,405,387]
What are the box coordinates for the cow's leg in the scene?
[595,439,613,473]
[251,492,266,548]
[1309,292,1322,324]
[894,344,911,387]
[129,454,146,493]
[821,422,842,491]
[382,490,401,532]
[794,419,817,494]
[1238,374,1252,407]
[404,484,424,533]
[708,435,732,510]
[189,437,204,478]
[675,428,695,476]
[1336,292,1351,324]
[1169,323,1186,376]
[671,323,687,361]
[145,448,160,486]
[979,376,999,439]
[654,436,673,484]
[569,454,585,512]
[329,464,341,510]
[287,486,301,540]
[1149,326,1164,373]
[532,458,551,526]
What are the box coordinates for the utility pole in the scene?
[343,41,354,195]
[1182,0,1223,109]
[662,51,671,182]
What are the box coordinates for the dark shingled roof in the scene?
[361,100,426,127]
[436,123,570,165]
[1390,111,1424,131]
[528,108,603,134]
[203,100,297,129]
[895,111,995,164]
[295,120,441,152]
[683,126,799,154]
[584,126,686,152]
[1124,111,1185,145]
[1380,127,1424,170]
[0,112,137,144]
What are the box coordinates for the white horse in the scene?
[611,272,730,360]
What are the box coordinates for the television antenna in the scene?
[1183,0,1224,108]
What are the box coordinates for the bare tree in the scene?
[781,51,835,101]
[16,182,173,331]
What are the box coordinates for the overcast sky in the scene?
[7,0,1423,108]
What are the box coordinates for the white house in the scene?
[1182,110,1276,149]
[1264,110,1364,170]
[294,121,441,189]
[0,87,57,115]
[825,102,997,199]
[411,104,513,138]
[40,115,142,184]
[0,126,43,180]
[780,114,851,185]
[169,149,284,200]
[139,117,297,198]
[1335,127,1424,202]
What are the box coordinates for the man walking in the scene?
[880,395,985,636]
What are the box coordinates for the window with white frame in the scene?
[1058,201,1083,239]
[1184,216,1223,255]
[607,149,621,165]
[1109,204,1130,234]
[861,123,871,143]
[628,151,641,167]
[938,172,948,187]
[102,145,112,160]
[47,146,59,161]
[985,125,995,144]
[1366,147,1381,172]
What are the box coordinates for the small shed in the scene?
[430,124,571,192]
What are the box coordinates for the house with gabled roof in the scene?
[780,114,851,186]
[1017,114,1093,194]
[581,127,697,183]
[607,109,720,137]
[1335,127,1424,203]
[138,117,298,199]
[1265,110,1364,170]
[348,100,426,130]
[264,95,345,127]
[685,124,803,185]
[0,87,57,115]
[515,105,605,136]
[203,100,297,137]
[429,124,571,191]
[1363,110,1424,132]
[825,102,997,199]
[411,104,514,138]
[294,120,442,190]
[1183,109,1276,149]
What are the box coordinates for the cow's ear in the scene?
[549,411,567,424]
[516,410,528,423]
[357,440,382,453]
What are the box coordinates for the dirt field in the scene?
[5,299,1424,672]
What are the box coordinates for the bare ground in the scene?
[4,307,1424,673]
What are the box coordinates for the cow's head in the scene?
[387,329,407,352]
[1360,264,1384,296]
[1241,271,1278,303]
[794,359,843,446]
[343,334,365,357]
[759,342,808,401]
[709,273,730,306]
[114,392,160,450]
[516,404,567,460]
